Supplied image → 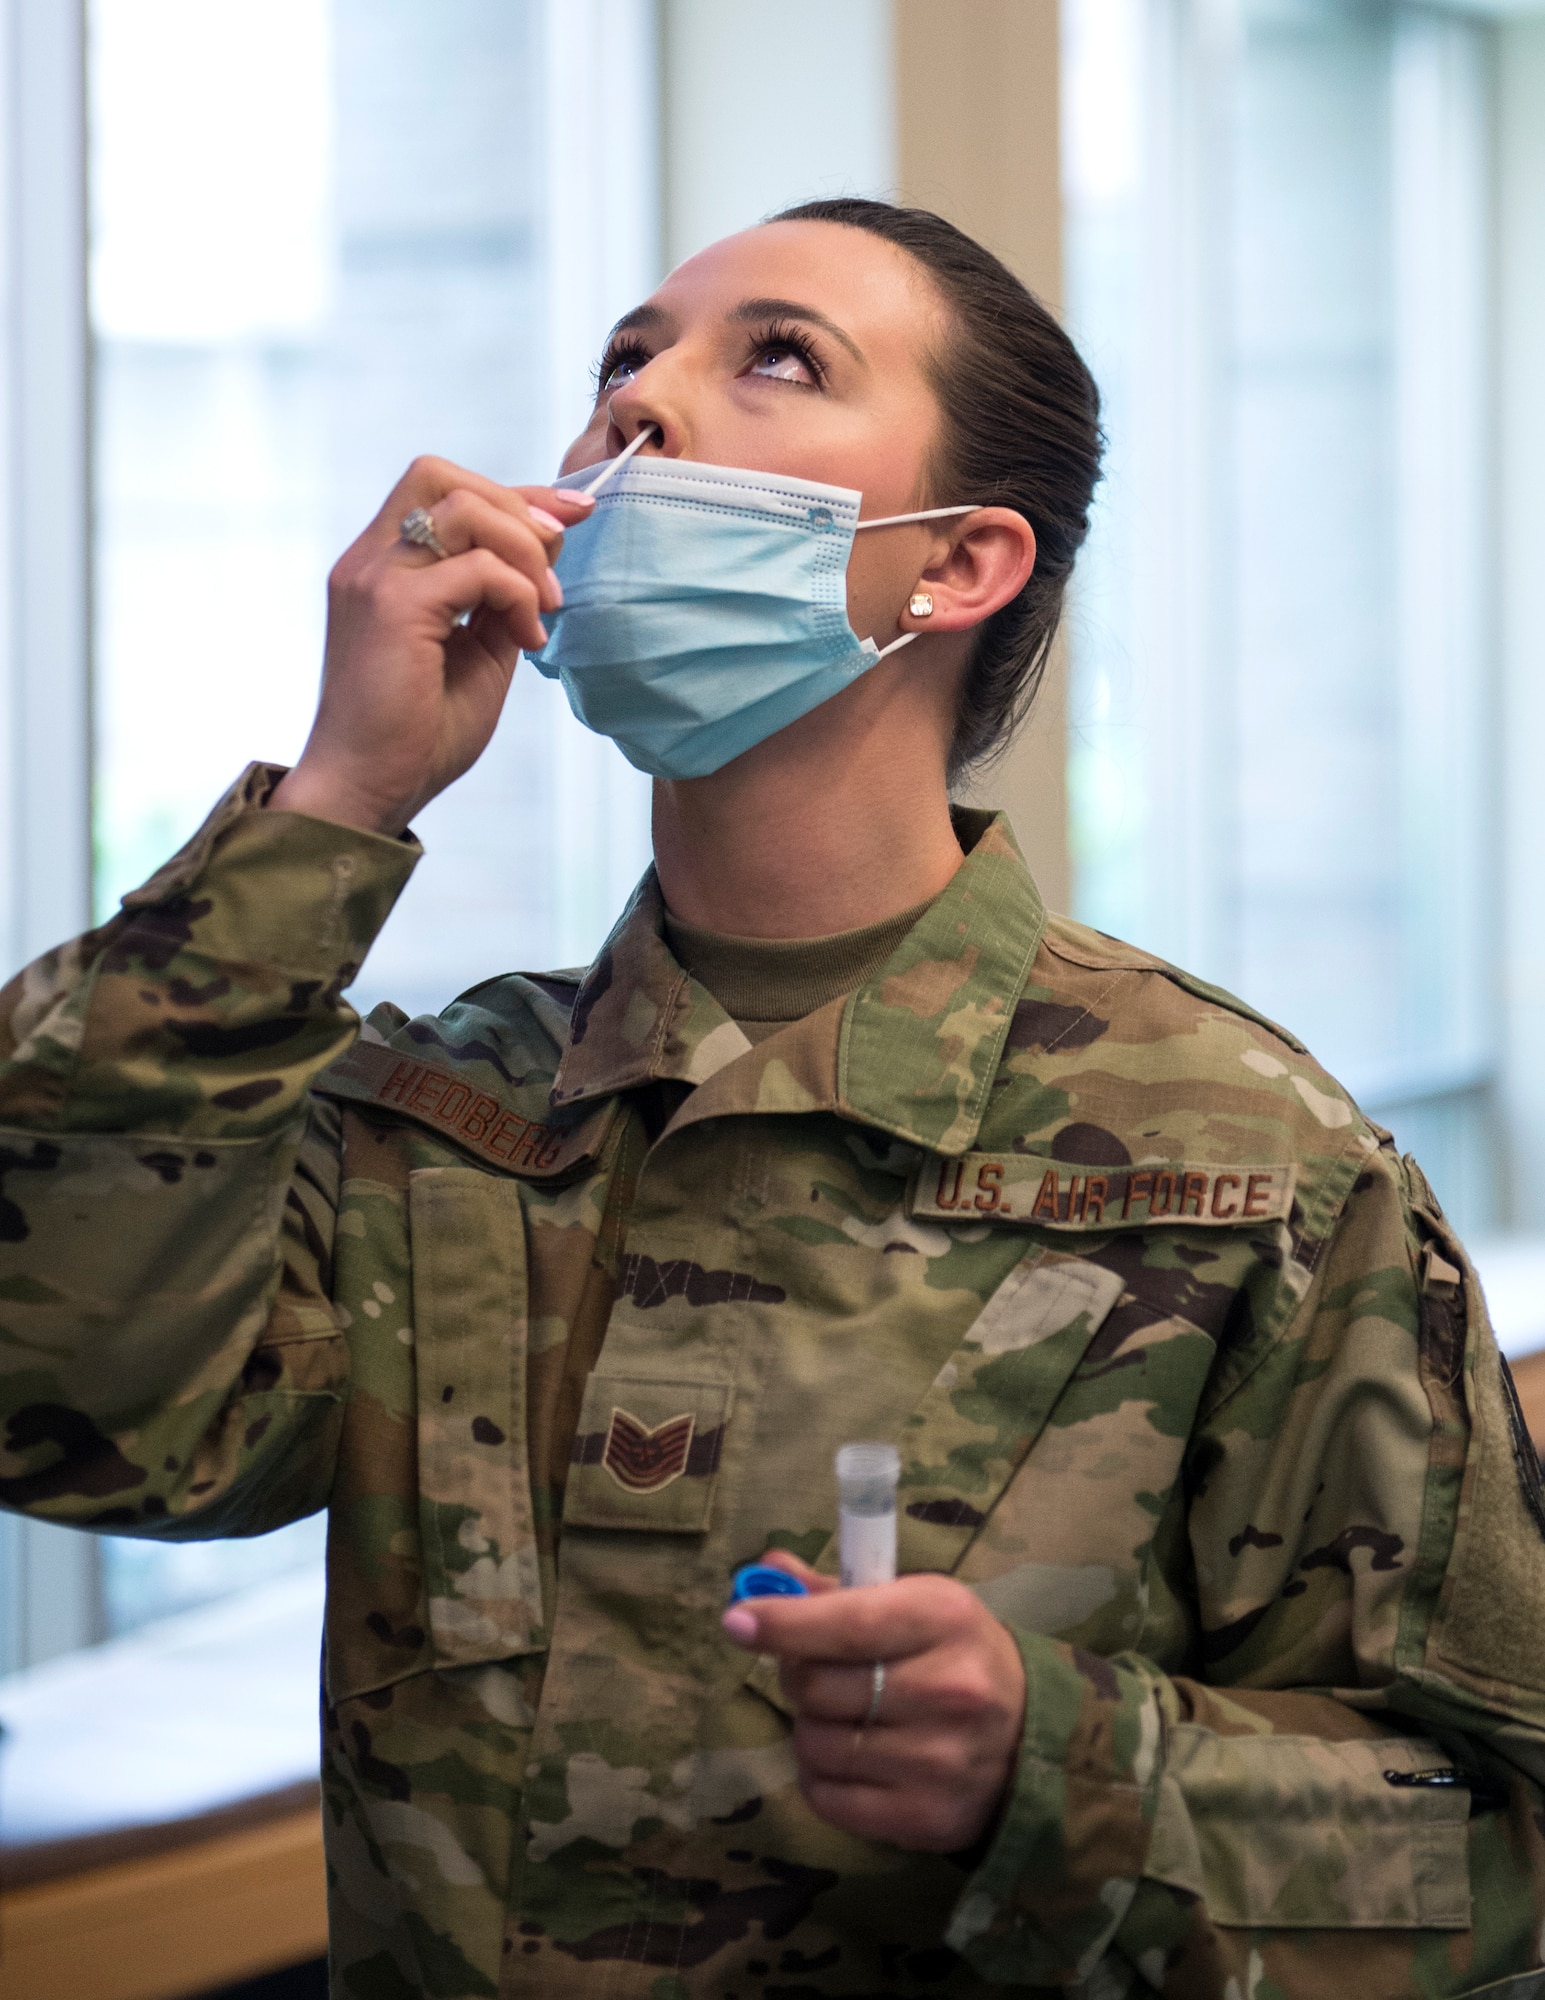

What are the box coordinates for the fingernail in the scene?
[529,507,565,533]
[545,568,563,606]
[564,490,596,509]
[721,1607,759,1646]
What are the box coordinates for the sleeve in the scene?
[947,1142,1545,1998]
[0,763,419,1539]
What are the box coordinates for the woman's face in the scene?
[560,219,952,649]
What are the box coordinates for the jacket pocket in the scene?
[896,1251,1126,1575]
[562,1372,734,1533]
[409,1167,546,1667]
[1145,1727,1471,1928]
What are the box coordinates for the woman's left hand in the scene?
[721,1556,1026,1852]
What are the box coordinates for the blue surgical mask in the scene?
[525,434,976,779]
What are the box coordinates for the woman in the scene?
[2,200,1543,2000]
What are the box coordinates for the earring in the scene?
[908,591,934,618]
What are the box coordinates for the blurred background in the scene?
[0,1,1541,1993]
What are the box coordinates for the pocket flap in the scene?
[410,1168,545,1668]
[564,1374,734,1534]
[1146,1728,1471,1929]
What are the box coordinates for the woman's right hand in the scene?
[268,456,596,836]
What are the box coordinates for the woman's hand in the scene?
[722,1556,1026,1852]
[269,457,596,836]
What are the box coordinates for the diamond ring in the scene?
[400,506,449,559]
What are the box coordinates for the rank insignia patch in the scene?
[602,1407,697,1492]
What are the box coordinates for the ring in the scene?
[400,506,449,559]
[863,1660,886,1727]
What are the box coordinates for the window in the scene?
[1,0,659,1668]
[90,0,658,1024]
[1063,0,1497,1228]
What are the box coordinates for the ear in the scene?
[900,508,1037,634]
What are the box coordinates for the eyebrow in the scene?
[731,297,864,364]
[603,302,673,346]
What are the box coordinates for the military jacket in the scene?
[4,764,1545,2000]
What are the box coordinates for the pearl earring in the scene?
[908,592,934,618]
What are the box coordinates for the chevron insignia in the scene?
[602,1407,696,1493]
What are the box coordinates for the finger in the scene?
[722,1573,967,1664]
[756,1551,839,1595]
[525,484,598,526]
[799,1775,979,1853]
[422,491,562,608]
[794,1718,964,1789]
[378,455,524,531]
[781,1657,913,1723]
[412,548,549,652]
[798,1775,900,1845]
[374,458,594,549]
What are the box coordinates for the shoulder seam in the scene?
[1041,930,1309,1054]
[1030,967,1134,1059]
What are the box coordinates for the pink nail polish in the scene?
[529,507,564,533]
[545,569,563,606]
[721,1607,759,1645]
[564,490,596,509]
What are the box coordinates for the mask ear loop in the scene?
[852,502,980,658]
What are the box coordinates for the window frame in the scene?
[0,0,102,1674]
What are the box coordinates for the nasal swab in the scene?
[581,422,658,497]
[835,1442,900,1587]
[855,503,978,531]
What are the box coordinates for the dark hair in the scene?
[769,198,1103,780]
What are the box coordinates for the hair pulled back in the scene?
[771,198,1103,780]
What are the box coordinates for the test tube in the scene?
[835,1442,900,1587]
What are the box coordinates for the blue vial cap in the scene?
[729,1563,809,1604]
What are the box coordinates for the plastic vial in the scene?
[835,1442,900,1587]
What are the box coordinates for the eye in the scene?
[748,343,816,385]
[595,339,650,395]
[742,320,826,389]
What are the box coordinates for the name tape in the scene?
[315,1042,571,1172]
[910,1154,1296,1229]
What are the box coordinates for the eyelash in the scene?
[747,318,827,388]
[593,335,651,393]
[591,319,828,395]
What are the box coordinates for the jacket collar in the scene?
[549,809,1046,1156]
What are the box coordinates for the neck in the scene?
[651,682,965,938]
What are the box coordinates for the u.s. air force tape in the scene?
[908,1154,1296,1229]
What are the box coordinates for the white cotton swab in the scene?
[581,423,659,498]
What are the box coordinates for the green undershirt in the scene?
[663,896,936,1044]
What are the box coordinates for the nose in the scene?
[605,383,675,460]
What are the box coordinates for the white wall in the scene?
[661,0,896,268]
[1497,19,1545,1226]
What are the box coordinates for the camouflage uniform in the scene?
[3,760,1545,2000]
